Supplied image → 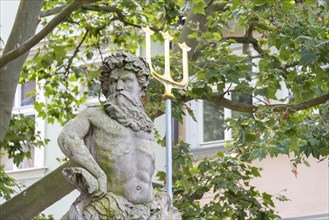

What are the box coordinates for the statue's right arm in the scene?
[57,109,107,194]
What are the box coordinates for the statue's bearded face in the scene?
[104,69,153,133]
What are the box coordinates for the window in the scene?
[185,92,253,150]
[203,100,224,142]
[1,81,46,172]
[20,81,35,106]
[13,81,36,108]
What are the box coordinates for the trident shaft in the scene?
[143,27,190,202]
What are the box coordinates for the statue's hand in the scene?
[91,174,107,200]
[97,174,108,195]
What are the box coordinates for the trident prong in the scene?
[142,26,191,99]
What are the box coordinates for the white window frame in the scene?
[185,90,249,150]
[5,82,47,179]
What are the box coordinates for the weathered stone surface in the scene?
[58,52,181,219]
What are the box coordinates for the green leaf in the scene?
[189,167,199,175]
[192,0,207,15]
[217,83,225,93]
[186,105,197,122]
[303,0,315,6]
[251,167,261,177]
[262,192,275,207]
[249,148,267,160]
[299,49,320,66]
[34,101,45,112]
[69,74,77,82]
[88,69,101,80]
[274,141,289,154]
[281,0,295,13]
[252,0,266,4]
[187,32,198,39]
[86,51,93,60]
[180,179,191,191]
[217,151,224,158]
[53,46,66,60]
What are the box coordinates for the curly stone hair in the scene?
[99,52,150,98]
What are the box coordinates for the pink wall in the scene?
[251,156,329,218]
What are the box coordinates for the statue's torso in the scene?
[87,108,155,204]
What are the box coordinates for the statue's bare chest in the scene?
[90,116,154,162]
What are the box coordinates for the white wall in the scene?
[251,156,329,218]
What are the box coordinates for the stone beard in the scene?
[104,90,153,133]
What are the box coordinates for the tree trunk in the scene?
[0,161,76,220]
[0,0,44,143]
[176,2,227,61]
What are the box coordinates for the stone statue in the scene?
[58,52,181,220]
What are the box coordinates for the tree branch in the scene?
[208,94,256,112]
[0,0,100,68]
[223,36,265,55]
[249,37,265,55]
[254,22,270,31]
[270,93,329,112]
[40,4,119,18]
[40,5,66,17]
[64,30,89,74]
[82,5,118,13]
[108,6,145,29]
[222,36,249,43]
[178,92,329,115]
[41,3,146,33]
[81,5,149,29]
[209,92,329,113]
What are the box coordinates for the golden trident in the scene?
[142,26,191,99]
[142,26,190,202]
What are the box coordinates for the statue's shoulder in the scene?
[78,106,118,126]
[78,106,106,120]
[78,106,105,117]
